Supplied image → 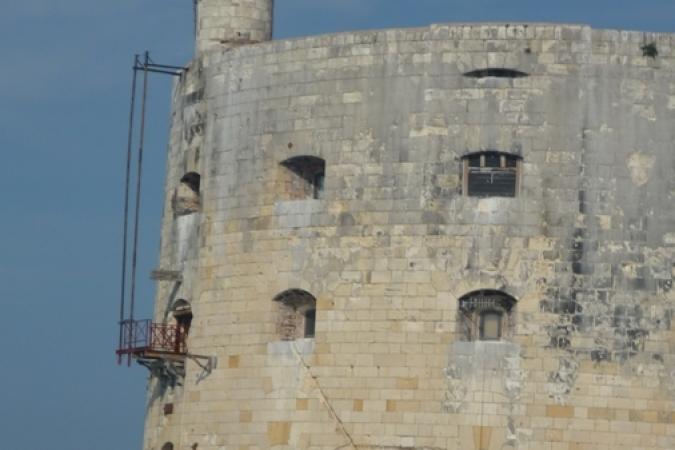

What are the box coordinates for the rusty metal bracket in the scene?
[187,354,217,383]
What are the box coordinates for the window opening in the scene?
[485,153,501,168]
[463,68,529,78]
[273,289,317,340]
[641,42,658,58]
[181,172,200,193]
[313,172,325,199]
[458,290,516,341]
[468,153,481,167]
[162,443,174,450]
[171,299,192,354]
[462,151,521,197]
[304,309,316,338]
[174,171,201,215]
[279,156,325,200]
[479,311,502,340]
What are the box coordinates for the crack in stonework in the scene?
[289,342,358,450]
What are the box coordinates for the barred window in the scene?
[458,290,516,341]
[462,152,521,197]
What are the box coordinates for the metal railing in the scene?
[117,319,187,364]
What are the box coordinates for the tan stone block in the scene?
[594,420,609,432]
[370,271,391,283]
[613,409,629,421]
[333,283,352,297]
[547,429,564,441]
[642,410,658,423]
[652,423,666,434]
[569,418,594,431]
[296,399,308,411]
[574,406,588,418]
[527,404,546,417]
[386,400,397,412]
[267,422,291,446]
[472,426,492,450]
[404,401,423,412]
[317,296,335,310]
[229,355,240,368]
[314,343,331,355]
[396,377,419,389]
[547,405,574,418]
[353,399,364,412]
[364,400,386,412]
[296,432,311,449]
[188,391,201,402]
[240,410,252,423]
[628,409,657,423]
[588,407,611,420]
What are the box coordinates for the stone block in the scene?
[547,405,575,418]
[266,422,291,446]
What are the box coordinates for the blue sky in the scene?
[1,1,673,449]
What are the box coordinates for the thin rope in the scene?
[476,228,487,450]
[478,340,487,450]
[129,51,150,365]
[290,342,357,449]
[118,54,139,365]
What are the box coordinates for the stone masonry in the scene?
[143,2,675,449]
[196,0,273,53]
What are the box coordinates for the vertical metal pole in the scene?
[193,0,198,37]
[118,54,139,365]
[129,51,150,366]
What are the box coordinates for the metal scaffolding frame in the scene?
[117,52,187,366]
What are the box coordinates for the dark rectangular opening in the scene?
[313,173,325,199]
[479,312,502,340]
[484,153,501,168]
[467,170,517,197]
[304,309,316,338]
[464,68,529,78]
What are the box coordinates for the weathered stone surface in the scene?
[142,6,675,450]
[196,0,273,53]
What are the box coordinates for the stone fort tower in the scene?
[135,1,675,449]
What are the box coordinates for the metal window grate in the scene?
[460,294,513,312]
[462,152,521,198]
[467,169,517,197]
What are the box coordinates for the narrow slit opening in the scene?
[463,68,528,79]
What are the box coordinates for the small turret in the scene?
[196,0,274,53]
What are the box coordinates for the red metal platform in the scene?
[117,319,187,365]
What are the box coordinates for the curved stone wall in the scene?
[197,0,274,52]
[145,23,675,450]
